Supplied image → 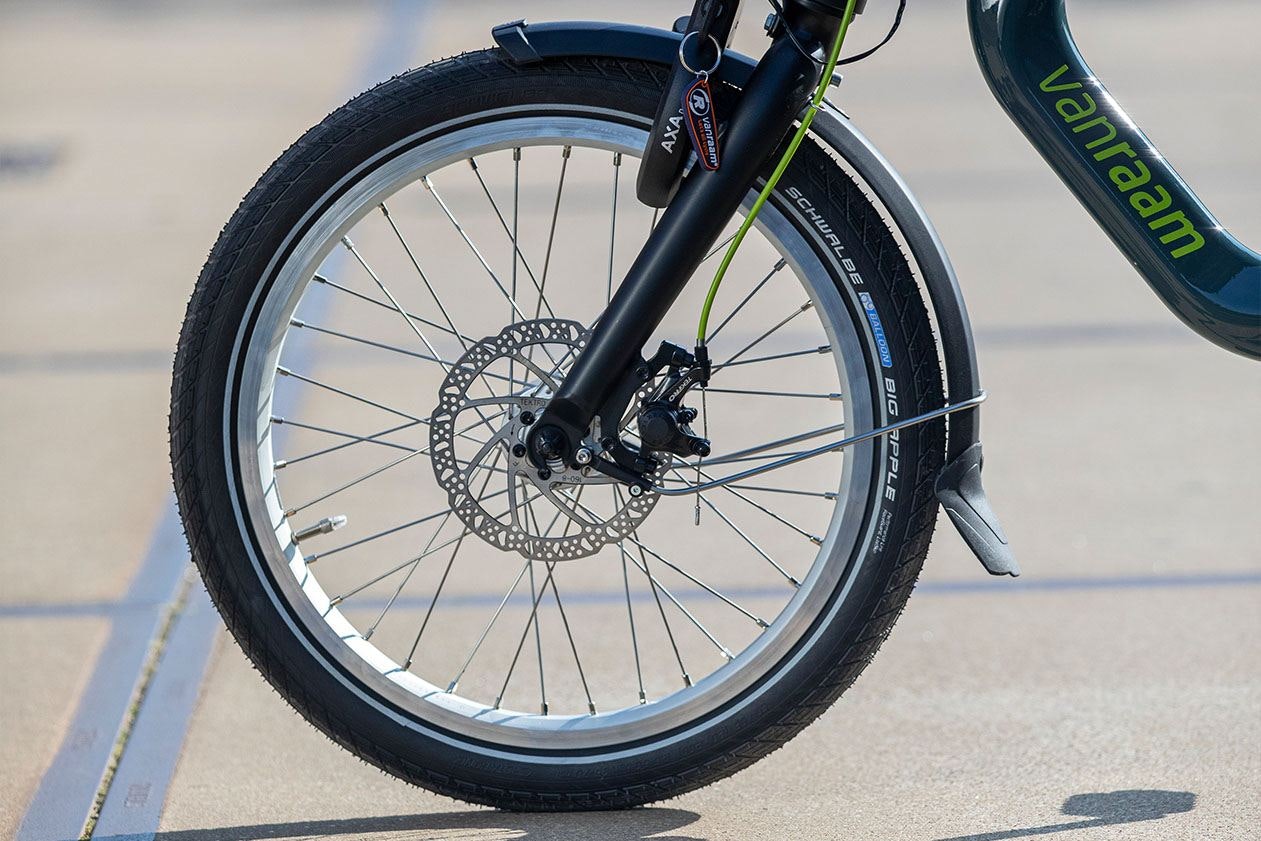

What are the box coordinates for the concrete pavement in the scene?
[2,1,1258,839]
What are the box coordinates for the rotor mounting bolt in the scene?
[574,447,592,465]
[628,484,644,497]
[636,364,651,381]
[538,468,551,481]
[512,444,527,458]
[519,411,535,425]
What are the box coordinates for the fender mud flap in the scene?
[936,442,1020,577]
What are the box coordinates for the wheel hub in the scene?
[429,319,662,561]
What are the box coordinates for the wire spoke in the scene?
[715,345,829,370]
[341,236,446,364]
[621,546,647,705]
[285,445,434,518]
[608,152,621,303]
[718,301,814,368]
[276,367,424,423]
[706,258,786,342]
[312,273,473,345]
[378,203,473,353]
[466,154,556,319]
[289,318,452,367]
[446,559,532,693]
[272,417,421,465]
[625,532,768,627]
[670,467,823,546]
[363,510,455,640]
[697,493,801,586]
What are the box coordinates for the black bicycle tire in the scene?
[170,48,945,810]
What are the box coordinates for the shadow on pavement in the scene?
[936,790,1197,841]
[133,806,704,841]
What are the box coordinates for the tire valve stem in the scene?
[293,514,348,543]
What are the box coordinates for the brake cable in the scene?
[695,0,904,345]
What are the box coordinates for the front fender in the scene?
[493,20,1017,576]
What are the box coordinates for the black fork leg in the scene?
[529,21,838,467]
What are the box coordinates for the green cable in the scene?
[696,0,860,345]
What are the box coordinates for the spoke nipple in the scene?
[362,628,374,641]
[274,460,288,470]
[513,148,522,162]
[493,696,502,709]
[402,658,413,671]
[800,301,814,311]
[638,691,647,705]
[682,673,693,687]
[824,492,838,501]
[816,345,829,354]
[446,681,459,693]
[721,649,735,661]
[468,157,479,170]
[561,146,572,159]
[828,393,843,401]
[588,702,597,715]
[276,366,292,377]
[789,576,802,588]
[775,257,788,270]
[329,596,344,607]
[271,416,285,424]
[340,235,354,249]
[613,152,622,166]
[810,535,823,546]
[378,203,390,216]
[757,618,770,629]
[289,317,305,328]
[541,702,549,715]
[312,273,328,284]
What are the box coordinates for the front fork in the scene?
[527,4,845,473]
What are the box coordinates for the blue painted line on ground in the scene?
[15,495,188,841]
[82,3,432,840]
[333,569,1261,612]
[0,323,1201,377]
[7,570,1260,622]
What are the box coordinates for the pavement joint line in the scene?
[80,572,196,840]
[81,2,432,839]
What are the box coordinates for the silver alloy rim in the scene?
[232,114,878,750]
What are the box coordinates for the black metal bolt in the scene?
[519,411,535,425]
[512,444,527,458]
[538,468,552,481]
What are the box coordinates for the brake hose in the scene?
[696,0,860,345]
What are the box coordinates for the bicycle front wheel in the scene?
[171,49,946,809]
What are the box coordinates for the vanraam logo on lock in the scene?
[1040,64,1205,260]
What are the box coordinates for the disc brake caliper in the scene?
[636,343,712,460]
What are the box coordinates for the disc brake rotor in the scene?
[429,319,661,561]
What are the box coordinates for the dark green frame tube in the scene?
[970,0,1260,358]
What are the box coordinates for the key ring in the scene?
[678,31,723,77]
